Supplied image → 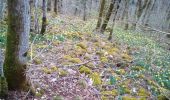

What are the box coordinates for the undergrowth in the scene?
[113,27,170,90]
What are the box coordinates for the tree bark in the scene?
[4,0,30,90]
[96,0,106,30]
[100,0,116,33]
[40,0,47,35]
[0,49,8,99]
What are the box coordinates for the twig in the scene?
[58,59,100,67]
[23,89,31,100]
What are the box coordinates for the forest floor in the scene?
[1,15,170,100]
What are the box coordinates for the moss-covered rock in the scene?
[79,66,92,74]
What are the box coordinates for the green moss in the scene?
[119,86,131,95]
[138,87,150,97]
[111,89,118,96]
[131,66,144,71]
[100,57,108,63]
[63,55,72,59]
[79,66,92,74]
[51,66,58,72]
[42,67,52,74]
[33,58,43,65]
[0,77,8,99]
[59,69,68,77]
[157,95,169,100]
[101,96,108,100]
[122,53,132,62]
[90,72,102,85]
[76,42,87,50]
[139,97,147,100]
[35,92,42,97]
[116,69,126,75]
[101,89,118,96]
[64,55,82,63]
[69,58,82,63]
[122,96,137,100]
[53,95,64,100]
[101,91,112,95]
[96,51,104,56]
[108,47,119,54]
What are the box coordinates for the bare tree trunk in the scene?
[88,0,93,17]
[83,0,87,21]
[124,0,129,30]
[4,0,30,90]
[50,0,54,12]
[34,0,39,34]
[40,0,47,35]
[100,0,115,33]
[108,0,121,40]
[54,0,58,14]
[96,0,106,30]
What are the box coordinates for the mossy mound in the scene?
[59,69,68,77]
[116,69,126,75]
[64,55,82,63]
[122,96,137,100]
[101,89,118,97]
[76,42,87,50]
[79,66,92,74]
[90,72,102,85]
[122,53,133,62]
[138,87,150,97]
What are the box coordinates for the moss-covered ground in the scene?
[0,15,170,99]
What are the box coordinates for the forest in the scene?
[0,0,170,100]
